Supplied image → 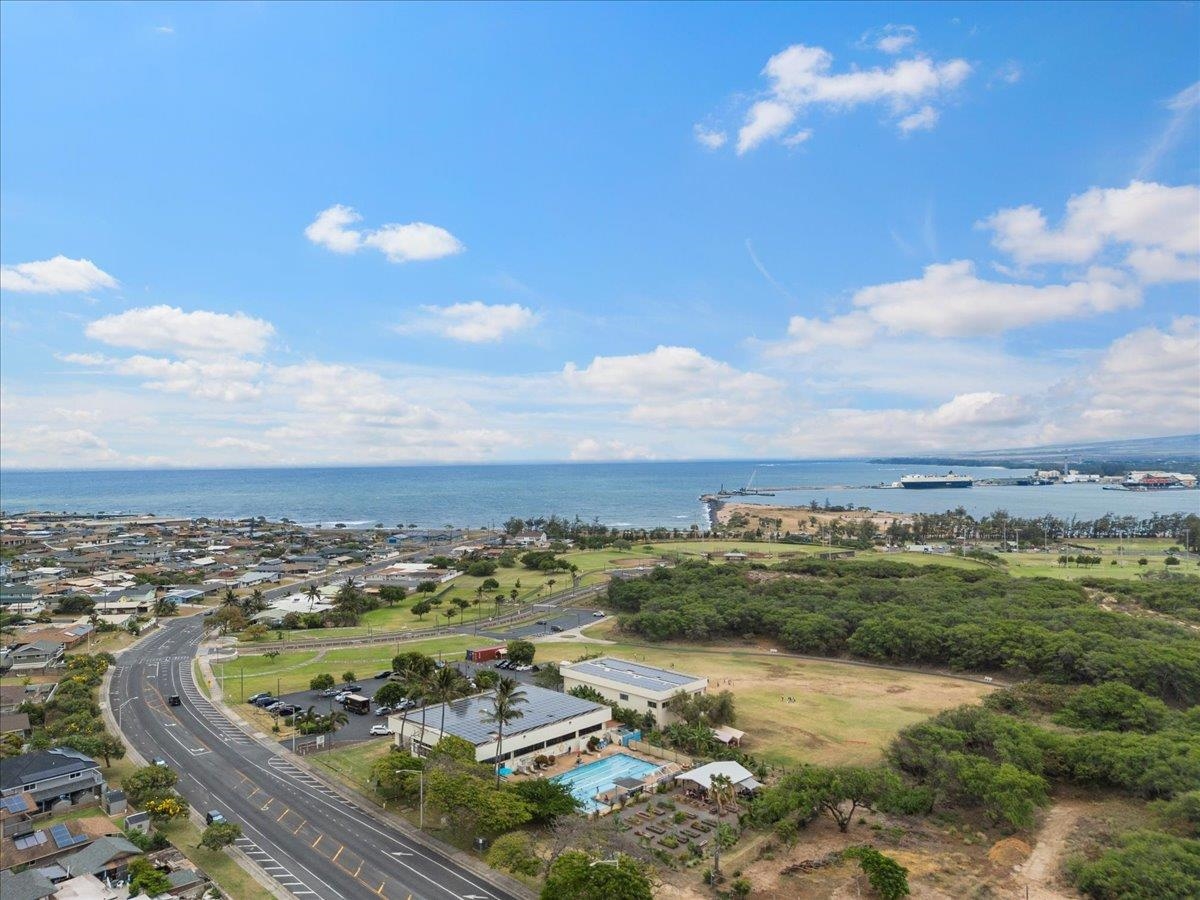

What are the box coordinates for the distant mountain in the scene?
[872,434,1200,475]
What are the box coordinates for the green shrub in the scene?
[844,846,910,900]
[486,831,541,877]
[1067,831,1200,899]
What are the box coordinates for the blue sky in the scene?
[1,1,1197,467]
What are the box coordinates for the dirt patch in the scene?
[886,685,912,694]
[989,836,1033,868]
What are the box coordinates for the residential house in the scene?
[55,834,141,882]
[0,748,106,813]
[0,641,65,673]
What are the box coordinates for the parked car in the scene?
[374,705,392,716]
[515,664,532,672]
[265,701,286,712]
[248,692,271,703]
[275,705,297,717]
[205,810,227,826]
[253,696,277,708]
[535,619,548,626]
[374,670,393,679]
[549,625,563,632]
[343,684,363,692]
[369,723,390,736]
[592,611,605,618]
[152,758,168,767]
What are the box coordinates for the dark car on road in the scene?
[253,696,278,708]
[374,670,393,679]
[168,694,182,706]
[205,810,227,825]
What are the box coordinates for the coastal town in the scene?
[2,503,1197,900]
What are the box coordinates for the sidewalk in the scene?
[196,647,535,900]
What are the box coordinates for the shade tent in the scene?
[675,760,760,794]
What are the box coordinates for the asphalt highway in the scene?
[109,615,520,900]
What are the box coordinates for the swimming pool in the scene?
[550,753,661,813]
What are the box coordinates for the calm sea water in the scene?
[1,461,1196,529]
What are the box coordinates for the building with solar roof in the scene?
[0,748,105,813]
[560,657,707,727]
[389,683,611,765]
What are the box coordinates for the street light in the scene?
[394,769,425,828]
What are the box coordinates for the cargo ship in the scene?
[898,472,974,489]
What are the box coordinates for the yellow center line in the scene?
[311,834,323,849]
[354,862,363,878]
[331,845,343,863]
[275,808,289,822]
[375,882,387,897]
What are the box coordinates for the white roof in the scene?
[676,760,757,791]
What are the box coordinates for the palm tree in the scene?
[709,773,737,818]
[304,583,321,611]
[222,587,238,608]
[325,708,348,733]
[483,676,528,786]
[428,666,469,737]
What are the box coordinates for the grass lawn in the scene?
[309,740,393,790]
[551,625,993,769]
[213,635,481,700]
[158,817,265,899]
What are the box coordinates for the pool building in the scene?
[388,683,611,766]
[560,657,707,727]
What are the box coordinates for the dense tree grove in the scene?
[607,560,1200,704]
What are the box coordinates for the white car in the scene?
[592,611,605,618]
[369,723,391,736]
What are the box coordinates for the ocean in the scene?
[2,461,1197,529]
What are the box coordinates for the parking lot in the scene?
[478,605,605,640]
[263,612,602,750]
[263,675,397,747]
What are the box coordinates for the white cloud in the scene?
[363,222,465,263]
[201,437,272,453]
[776,313,878,353]
[303,204,363,253]
[85,305,275,356]
[737,101,795,154]
[1138,81,1200,178]
[1,256,118,294]
[693,125,728,150]
[569,438,652,461]
[850,260,1140,337]
[60,353,264,402]
[897,105,939,134]
[564,345,777,400]
[395,302,538,343]
[3,425,118,461]
[305,205,464,263]
[155,25,175,35]
[992,61,1023,85]
[864,24,918,55]
[1083,317,1199,426]
[732,42,971,153]
[979,181,1200,275]
[563,345,781,427]
[782,129,813,147]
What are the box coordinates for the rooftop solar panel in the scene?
[1,794,31,813]
[50,823,73,848]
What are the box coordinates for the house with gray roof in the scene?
[389,683,610,766]
[0,748,106,813]
[56,834,141,880]
[0,867,55,900]
[0,641,65,673]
